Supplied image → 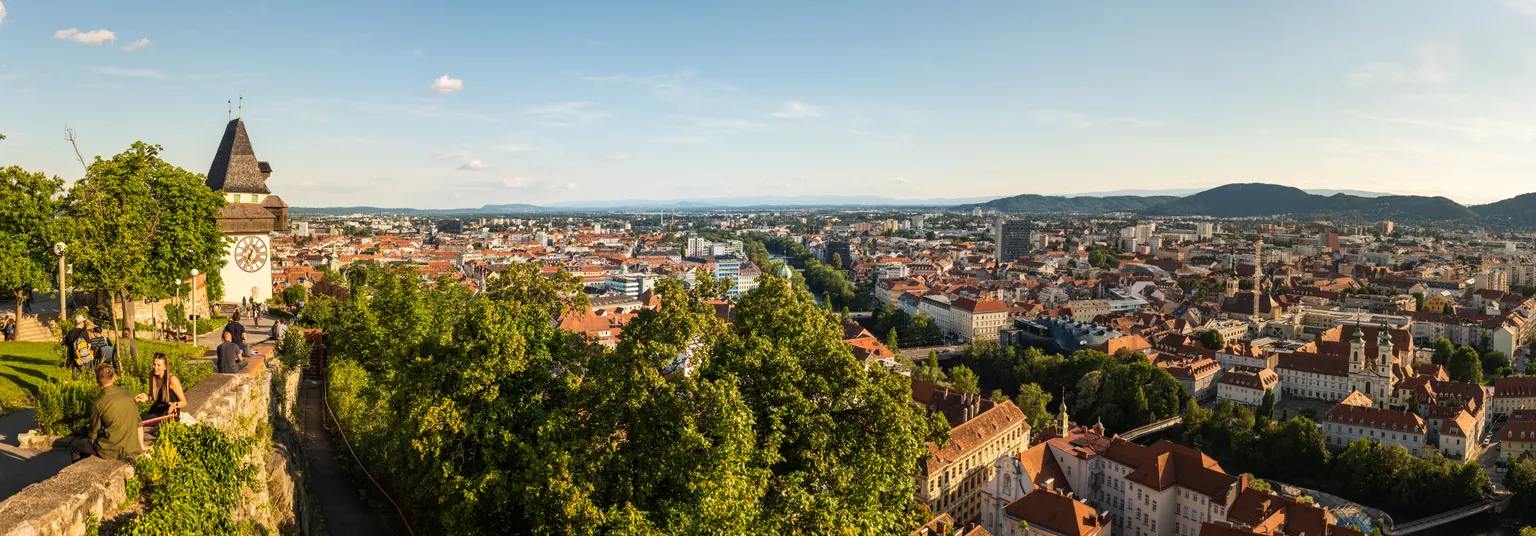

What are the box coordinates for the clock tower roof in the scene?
[207,119,272,195]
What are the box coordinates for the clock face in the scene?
[234,236,268,273]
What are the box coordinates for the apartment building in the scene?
[952,297,1010,343]
[1216,367,1280,408]
[1500,418,1536,463]
[1322,392,1427,454]
[914,379,1031,527]
[1492,376,1536,417]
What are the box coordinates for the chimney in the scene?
[1044,478,1054,492]
[1240,473,1249,492]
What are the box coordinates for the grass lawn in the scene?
[0,342,71,409]
[0,339,208,410]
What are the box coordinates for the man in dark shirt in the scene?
[72,364,146,461]
[90,327,115,365]
[64,316,92,371]
[216,331,245,374]
[224,312,247,355]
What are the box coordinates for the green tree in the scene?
[950,365,980,394]
[280,285,306,307]
[1255,389,1276,427]
[886,328,900,353]
[1482,350,1511,376]
[1199,329,1226,350]
[65,143,226,339]
[1508,455,1536,512]
[1432,338,1454,366]
[830,252,843,271]
[1013,383,1052,436]
[0,166,65,323]
[914,350,948,384]
[1449,346,1483,384]
[1407,392,1420,414]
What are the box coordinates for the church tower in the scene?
[207,118,283,304]
[1348,323,1365,375]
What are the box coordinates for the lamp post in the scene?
[53,242,66,322]
[190,268,199,345]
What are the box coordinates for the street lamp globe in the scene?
[53,242,66,256]
[191,268,199,277]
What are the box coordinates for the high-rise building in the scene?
[1379,221,1395,235]
[995,220,1032,262]
[1326,232,1340,251]
[1195,221,1214,240]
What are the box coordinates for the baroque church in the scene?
[206,118,286,304]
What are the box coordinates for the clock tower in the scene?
[206,118,287,304]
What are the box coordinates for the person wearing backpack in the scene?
[64,316,94,371]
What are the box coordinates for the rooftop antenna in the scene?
[238,95,244,119]
[227,100,232,121]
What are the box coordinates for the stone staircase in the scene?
[303,329,326,380]
[13,314,54,342]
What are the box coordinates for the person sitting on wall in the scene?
[136,352,187,419]
[72,364,149,462]
[216,331,246,374]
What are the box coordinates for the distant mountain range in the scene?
[976,183,1535,226]
[291,195,998,216]
[291,183,1536,227]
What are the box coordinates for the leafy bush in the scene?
[121,422,259,535]
[35,377,99,436]
[274,328,312,370]
[36,341,209,436]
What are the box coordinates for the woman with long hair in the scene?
[135,352,187,418]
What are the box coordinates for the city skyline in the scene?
[4,1,1536,208]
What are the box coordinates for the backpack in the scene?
[72,336,95,366]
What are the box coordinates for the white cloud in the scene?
[606,153,630,161]
[430,151,465,160]
[527,101,608,127]
[893,176,912,184]
[496,145,537,152]
[772,101,824,119]
[1347,110,1536,143]
[458,159,491,171]
[581,69,735,104]
[428,75,464,94]
[1029,109,1161,129]
[687,116,772,133]
[1347,45,1456,86]
[0,2,7,24]
[501,177,533,188]
[56,28,117,46]
[546,182,578,191]
[86,66,166,79]
[1502,0,1536,15]
[122,37,150,52]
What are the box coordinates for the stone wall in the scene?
[0,349,311,536]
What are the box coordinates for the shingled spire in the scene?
[206,118,271,194]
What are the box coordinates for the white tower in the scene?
[206,119,283,304]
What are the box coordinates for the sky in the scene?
[3,1,1536,208]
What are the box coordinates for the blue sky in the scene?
[3,1,1536,208]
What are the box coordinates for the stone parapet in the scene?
[0,457,134,536]
[0,353,303,536]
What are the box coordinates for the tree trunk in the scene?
[123,289,138,341]
[13,289,23,330]
[110,288,121,339]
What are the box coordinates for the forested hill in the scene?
[1139,183,1480,221]
[978,182,1536,226]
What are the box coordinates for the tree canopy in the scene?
[64,142,226,335]
[321,265,942,534]
[0,166,66,321]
